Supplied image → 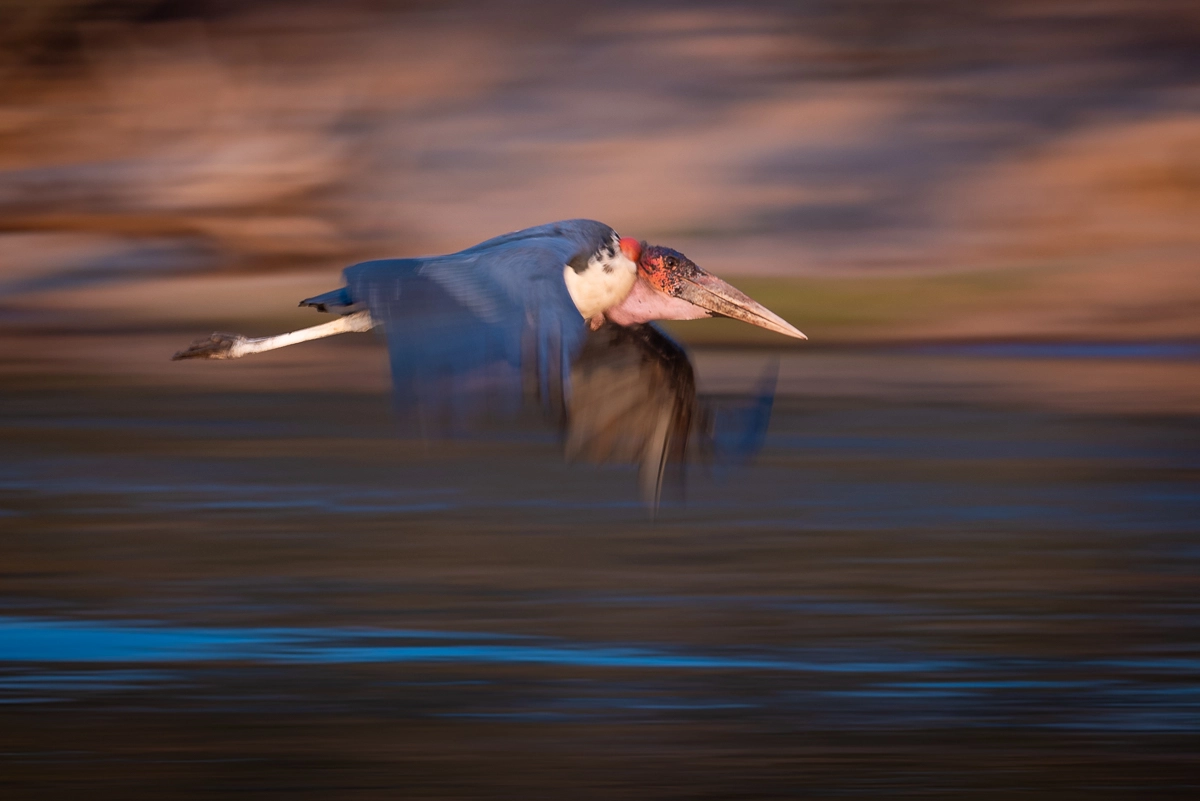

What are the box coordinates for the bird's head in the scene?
[607,240,806,339]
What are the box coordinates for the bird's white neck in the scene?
[563,238,638,319]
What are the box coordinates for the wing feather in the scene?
[340,221,613,433]
[566,322,777,508]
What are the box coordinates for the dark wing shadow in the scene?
[566,323,776,509]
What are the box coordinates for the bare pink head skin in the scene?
[605,241,806,339]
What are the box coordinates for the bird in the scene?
[173,219,805,505]
[565,319,778,507]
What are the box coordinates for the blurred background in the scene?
[1,1,1198,798]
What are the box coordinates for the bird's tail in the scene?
[298,286,355,314]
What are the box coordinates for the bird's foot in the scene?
[172,332,247,360]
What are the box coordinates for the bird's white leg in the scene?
[172,311,374,360]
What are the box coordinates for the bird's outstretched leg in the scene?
[172,310,374,360]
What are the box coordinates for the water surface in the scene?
[2,356,1198,798]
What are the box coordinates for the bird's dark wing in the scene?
[335,221,613,433]
[566,323,776,508]
[565,323,697,507]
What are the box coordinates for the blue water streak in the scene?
[0,616,953,673]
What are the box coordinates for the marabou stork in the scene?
[174,219,805,506]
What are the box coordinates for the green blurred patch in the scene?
[664,266,1053,346]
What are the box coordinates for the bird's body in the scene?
[174,219,804,505]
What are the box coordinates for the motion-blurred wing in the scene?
[334,221,612,433]
[566,323,777,507]
[565,324,697,507]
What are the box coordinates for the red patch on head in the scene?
[638,244,691,294]
[619,237,642,263]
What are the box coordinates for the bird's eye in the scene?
[666,257,678,268]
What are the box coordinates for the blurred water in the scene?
[903,342,1200,361]
[1,360,1198,798]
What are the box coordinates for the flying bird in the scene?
[174,219,805,505]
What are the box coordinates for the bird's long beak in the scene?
[675,271,807,340]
